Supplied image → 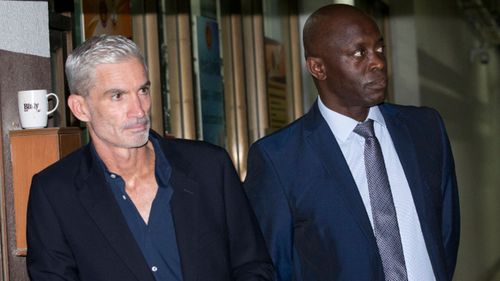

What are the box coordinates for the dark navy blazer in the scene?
[27,131,274,281]
[244,102,460,281]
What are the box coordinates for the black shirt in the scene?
[94,134,183,281]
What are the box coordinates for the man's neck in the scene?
[94,140,154,178]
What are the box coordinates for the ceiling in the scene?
[458,0,500,45]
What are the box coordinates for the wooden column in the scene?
[9,128,82,256]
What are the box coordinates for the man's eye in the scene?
[376,46,385,53]
[139,87,150,95]
[111,93,122,100]
[353,50,364,57]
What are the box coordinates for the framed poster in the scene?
[265,37,288,132]
[82,0,132,39]
[196,16,226,147]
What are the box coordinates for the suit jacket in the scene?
[244,102,460,281]
[27,131,274,281]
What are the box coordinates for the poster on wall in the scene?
[83,0,132,39]
[267,81,287,130]
[265,38,288,131]
[196,16,226,147]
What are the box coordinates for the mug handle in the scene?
[46,93,60,115]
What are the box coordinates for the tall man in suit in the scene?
[244,4,460,281]
[26,34,274,281]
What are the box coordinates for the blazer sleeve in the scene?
[26,174,80,281]
[435,110,460,280]
[244,143,295,281]
[219,149,276,281]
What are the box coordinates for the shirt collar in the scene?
[150,132,172,188]
[90,131,172,189]
[317,97,386,143]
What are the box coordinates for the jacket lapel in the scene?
[161,140,199,281]
[379,104,446,278]
[75,145,155,281]
[379,104,430,217]
[303,103,376,244]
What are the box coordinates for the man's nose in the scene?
[128,93,146,118]
[369,52,386,71]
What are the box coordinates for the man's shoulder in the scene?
[380,102,443,125]
[252,114,308,150]
[159,136,227,156]
[30,144,89,195]
[155,135,231,169]
[380,103,448,139]
[39,144,87,175]
[380,102,439,117]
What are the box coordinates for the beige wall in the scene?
[391,0,500,280]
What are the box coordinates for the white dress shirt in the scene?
[317,98,435,281]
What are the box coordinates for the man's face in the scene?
[84,58,151,149]
[317,16,387,113]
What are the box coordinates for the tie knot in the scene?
[354,119,375,139]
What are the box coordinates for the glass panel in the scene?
[191,0,227,147]
[157,0,171,135]
[49,29,69,127]
[157,1,196,139]
[263,0,292,133]
[48,2,73,127]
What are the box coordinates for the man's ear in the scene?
[67,94,91,122]
[306,57,327,81]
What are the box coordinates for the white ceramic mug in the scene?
[18,89,59,129]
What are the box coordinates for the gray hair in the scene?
[65,34,147,96]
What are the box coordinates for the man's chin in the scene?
[134,134,150,148]
[368,91,386,105]
[124,130,149,148]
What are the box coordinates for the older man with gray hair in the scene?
[26,34,274,281]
